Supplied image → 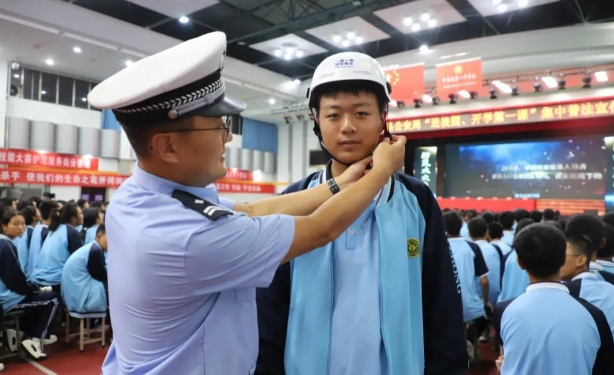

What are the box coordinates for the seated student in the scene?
[498,212,515,248]
[497,219,533,303]
[512,209,531,231]
[596,222,614,274]
[494,224,614,375]
[469,218,502,307]
[461,209,477,240]
[543,208,556,223]
[31,202,83,292]
[62,224,108,313]
[0,210,60,359]
[487,222,512,256]
[445,212,491,323]
[529,210,542,224]
[81,207,104,245]
[26,201,58,278]
[12,205,39,276]
[481,212,495,225]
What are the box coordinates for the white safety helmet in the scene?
[307,52,392,107]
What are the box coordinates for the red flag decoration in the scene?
[435,58,482,97]
[0,168,128,188]
[384,63,425,104]
[0,148,99,171]
[215,181,275,194]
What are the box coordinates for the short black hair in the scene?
[515,218,535,236]
[543,208,556,221]
[565,214,604,253]
[514,209,531,222]
[498,211,515,230]
[530,210,543,223]
[38,201,58,221]
[602,212,614,228]
[557,217,568,232]
[96,223,106,236]
[464,209,478,220]
[443,211,463,236]
[468,217,488,239]
[481,212,495,224]
[597,223,614,259]
[487,222,504,239]
[311,80,388,116]
[514,223,566,279]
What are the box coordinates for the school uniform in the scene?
[497,251,530,303]
[26,223,50,278]
[448,237,489,323]
[494,282,614,375]
[256,166,467,375]
[31,224,82,289]
[474,240,502,304]
[566,272,614,337]
[61,242,108,313]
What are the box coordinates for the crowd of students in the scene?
[443,207,614,374]
[0,196,109,366]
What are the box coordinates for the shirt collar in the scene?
[474,239,488,244]
[526,282,569,293]
[572,271,599,281]
[596,259,614,268]
[132,164,219,202]
[448,237,466,241]
[590,261,604,271]
[317,161,392,205]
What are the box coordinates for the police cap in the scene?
[88,31,246,127]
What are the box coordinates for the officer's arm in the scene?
[232,177,351,217]
[184,167,391,292]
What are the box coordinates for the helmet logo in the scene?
[334,58,354,68]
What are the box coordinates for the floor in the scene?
[1,342,499,374]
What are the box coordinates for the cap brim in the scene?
[195,95,246,117]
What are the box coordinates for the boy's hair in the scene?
[311,80,388,116]
[597,223,614,259]
[515,218,535,236]
[498,211,515,230]
[487,222,504,239]
[514,223,566,279]
[565,214,604,252]
[468,217,488,238]
[529,210,543,223]
[96,223,106,236]
[443,211,463,236]
[543,208,556,221]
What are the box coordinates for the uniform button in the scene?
[348,230,354,236]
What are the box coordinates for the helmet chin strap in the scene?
[312,111,392,168]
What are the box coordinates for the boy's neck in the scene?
[330,160,348,179]
[528,274,562,284]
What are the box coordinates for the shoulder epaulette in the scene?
[171,189,233,221]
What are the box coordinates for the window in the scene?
[309,150,328,166]
[230,115,243,135]
[22,68,39,100]
[74,80,90,109]
[58,76,74,106]
[40,73,58,104]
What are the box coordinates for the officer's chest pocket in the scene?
[235,288,256,302]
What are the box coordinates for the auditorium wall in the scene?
[276,121,322,193]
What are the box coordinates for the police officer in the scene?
[88,31,406,375]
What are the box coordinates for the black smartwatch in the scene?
[327,178,340,195]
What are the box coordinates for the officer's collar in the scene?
[133,164,219,201]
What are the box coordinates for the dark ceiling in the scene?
[64,0,612,80]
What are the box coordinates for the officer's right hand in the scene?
[372,135,406,175]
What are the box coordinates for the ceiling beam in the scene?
[227,0,383,44]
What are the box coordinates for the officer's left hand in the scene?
[336,156,373,189]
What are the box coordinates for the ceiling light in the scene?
[595,71,608,82]
[41,90,47,95]
[497,4,507,12]
[284,53,292,61]
[355,36,363,44]
[458,90,470,99]
[419,44,429,52]
[518,0,529,6]
[411,23,421,31]
[274,49,282,57]
[541,76,557,88]
[341,40,350,47]
[13,74,19,78]
[268,98,276,105]
[421,13,430,22]
[347,31,356,40]
[295,49,304,58]
[493,80,512,94]
[73,46,81,53]
[292,79,301,85]
[428,19,437,27]
[422,94,433,103]
[179,16,189,24]
[492,0,502,4]
[285,46,294,54]
[45,58,54,66]
[333,34,341,43]
[403,17,413,26]
[125,60,134,66]
[81,97,87,102]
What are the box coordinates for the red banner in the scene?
[0,168,128,188]
[215,181,275,194]
[225,168,253,181]
[436,58,482,97]
[0,148,99,171]
[385,63,425,104]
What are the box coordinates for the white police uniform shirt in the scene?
[101,165,295,375]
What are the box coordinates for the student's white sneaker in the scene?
[5,329,24,352]
[33,335,58,345]
[21,339,47,360]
